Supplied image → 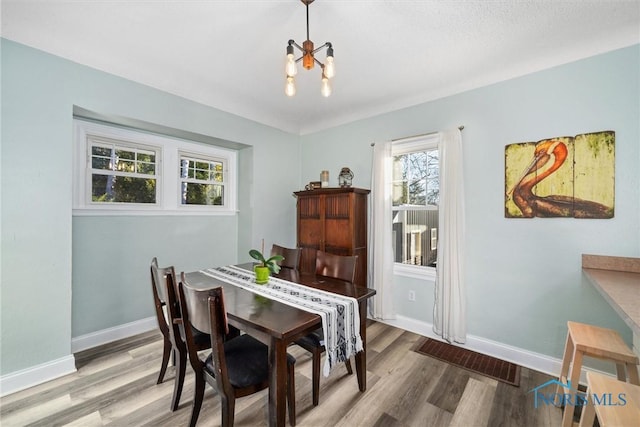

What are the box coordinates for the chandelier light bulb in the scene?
[285,76,297,97]
[286,53,298,76]
[324,45,335,78]
[324,56,335,79]
[321,74,331,97]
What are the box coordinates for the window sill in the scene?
[394,263,436,281]
[72,209,238,217]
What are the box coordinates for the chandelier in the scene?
[285,0,335,97]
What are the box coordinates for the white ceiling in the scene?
[2,1,639,135]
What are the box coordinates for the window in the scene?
[74,119,237,214]
[391,134,439,270]
[179,154,225,206]
[89,137,158,204]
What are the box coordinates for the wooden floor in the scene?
[0,321,563,426]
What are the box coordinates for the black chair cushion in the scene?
[188,325,238,346]
[204,334,296,389]
[295,327,324,348]
[192,327,210,346]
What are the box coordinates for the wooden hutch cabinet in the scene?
[294,187,370,287]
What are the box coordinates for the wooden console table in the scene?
[582,254,640,353]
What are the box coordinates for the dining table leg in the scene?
[269,337,288,427]
[354,301,367,392]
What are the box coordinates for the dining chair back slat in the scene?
[271,244,302,270]
[315,250,358,283]
[150,257,172,385]
[150,259,191,411]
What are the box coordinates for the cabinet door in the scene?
[297,195,323,248]
[324,193,353,255]
[297,195,322,272]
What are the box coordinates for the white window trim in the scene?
[391,133,440,278]
[178,150,229,209]
[73,119,237,216]
[394,263,437,281]
[392,133,438,155]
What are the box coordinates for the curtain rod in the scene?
[371,125,464,146]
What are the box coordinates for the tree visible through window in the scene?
[74,119,237,213]
[90,141,157,204]
[391,136,439,267]
[180,155,225,206]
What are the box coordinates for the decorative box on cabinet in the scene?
[294,187,370,287]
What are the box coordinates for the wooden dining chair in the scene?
[151,259,211,412]
[178,273,297,427]
[150,257,172,385]
[315,250,358,283]
[271,244,301,270]
[294,250,358,406]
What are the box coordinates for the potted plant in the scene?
[249,242,284,284]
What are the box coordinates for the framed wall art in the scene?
[505,131,614,219]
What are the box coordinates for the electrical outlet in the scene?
[408,290,416,301]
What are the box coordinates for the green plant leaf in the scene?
[249,249,266,263]
[250,250,285,273]
[265,255,284,264]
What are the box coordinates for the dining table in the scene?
[183,262,377,427]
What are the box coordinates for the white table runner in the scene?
[200,265,363,376]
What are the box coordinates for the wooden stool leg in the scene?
[556,332,574,405]
[616,363,627,382]
[562,350,584,427]
[627,362,640,385]
[578,389,595,427]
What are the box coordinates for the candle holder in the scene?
[320,170,329,188]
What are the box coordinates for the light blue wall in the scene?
[2,37,638,381]
[1,39,300,375]
[300,45,640,358]
[72,216,239,336]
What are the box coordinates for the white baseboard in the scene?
[378,315,601,385]
[71,316,158,353]
[0,355,76,397]
[1,316,159,397]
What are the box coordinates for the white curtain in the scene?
[368,141,395,319]
[433,128,466,344]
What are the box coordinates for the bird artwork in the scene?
[505,131,614,219]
